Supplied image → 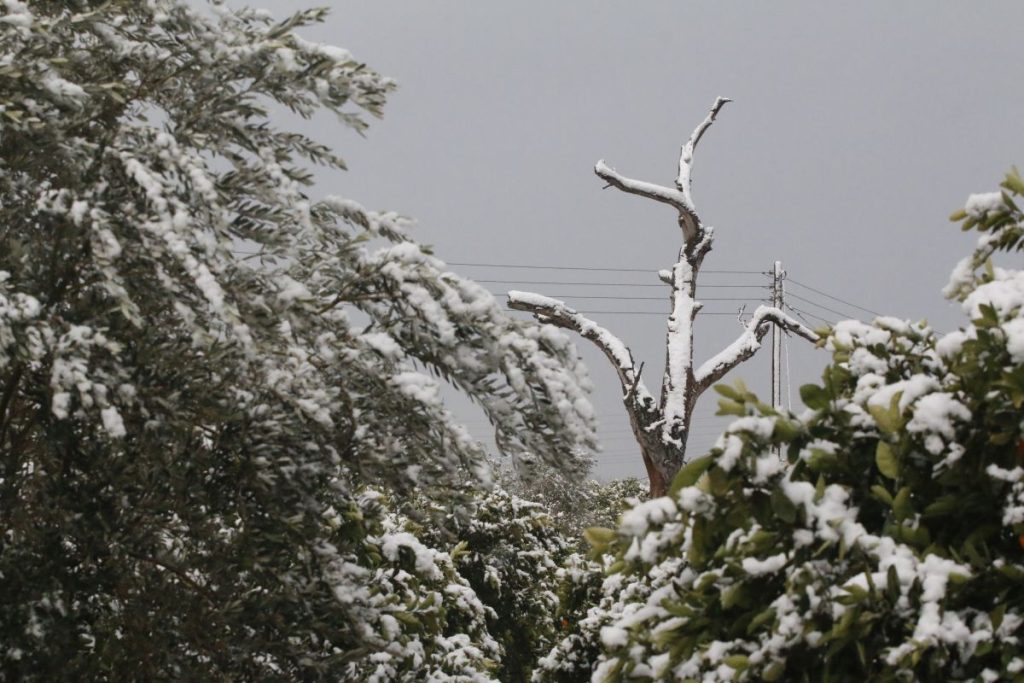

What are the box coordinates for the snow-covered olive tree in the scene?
[509,99,816,497]
[542,173,1024,681]
[0,1,596,677]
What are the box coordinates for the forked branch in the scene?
[593,160,696,236]
[694,305,818,395]
[676,96,731,205]
[594,97,730,243]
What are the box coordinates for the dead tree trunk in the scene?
[508,99,818,497]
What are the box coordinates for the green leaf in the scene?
[747,607,776,634]
[800,384,829,410]
[723,654,749,670]
[875,441,899,480]
[868,393,905,434]
[583,527,616,548]
[807,448,839,471]
[669,455,714,495]
[707,468,731,497]
[991,604,1006,630]
[1004,168,1024,195]
[886,565,901,603]
[892,486,913,521]
[773,418,801,442]
[688,528,707,569]
[393,611,422,630]
[762,661,786,681]
[771,487,797,524]
[716,399,746,417]
[713,383,743,401]
[720,585,753,610]
[923,495,959,517]
[814,474,826,503]
[870,484,893,505]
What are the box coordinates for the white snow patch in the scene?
[964,191,1004,217]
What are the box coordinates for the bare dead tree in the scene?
[508,98,818,497]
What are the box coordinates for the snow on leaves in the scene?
[0,1,595,677]
[536,177,1024,681]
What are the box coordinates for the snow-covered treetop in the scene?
[0,2,596,675]
[0,0,597,494]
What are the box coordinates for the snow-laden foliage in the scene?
[325,491,501,682]
[545,174,1024,681]
[502,457,646,540]
[0,1,595,677]
[414,488,572,681]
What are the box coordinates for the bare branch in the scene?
[694,305,817,395]
[507,290,654,408]
[676,96,731,206]
[594,160,701,242]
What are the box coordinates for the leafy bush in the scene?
[504,457,646,541]
[413,488,571,681]
[554,173,1024,681]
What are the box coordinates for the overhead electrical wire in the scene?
[785,303,835,327]
[489,292,763,302]
[786,277,883,317]
[447,261,761,274]
[478,279,766,289]
[785,291,860,320]
[570,310,750,316]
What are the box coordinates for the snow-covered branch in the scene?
[593,161,702,242]
[694,305,818,395]
[676,97,731,209]
[593,96,730,244]
[507,291,654,408]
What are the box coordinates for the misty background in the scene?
[255,1,1024,479]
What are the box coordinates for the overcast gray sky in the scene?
[262,1,1024,479]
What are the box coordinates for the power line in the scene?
[787,277,882,317]
[569,310,747,316]
[785,291,858,320]
[480,279,766,289]
[491,292,766,302]
[447,261,762,274]
[786,303,835,327]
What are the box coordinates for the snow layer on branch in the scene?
[964,191,1004,217]
[663,261,697,444]
[962,268,1024,319]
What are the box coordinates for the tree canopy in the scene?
[0,1,596,677]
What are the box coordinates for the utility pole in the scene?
[771,261,784,456]
[771,261,783,413]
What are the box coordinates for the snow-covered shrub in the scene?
[551,173,1024,681]
[415,488,572,681]
[531,552,615,683]
[527,478,647,683]
[504,457,646,541]
[0,2,595,678]
[338,491,500,682]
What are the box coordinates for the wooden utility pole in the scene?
[771,261,784,457]
[771,261,783,413]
